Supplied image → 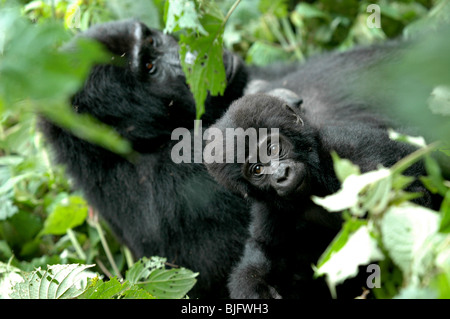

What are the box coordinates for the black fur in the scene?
[39,20,254,298]
[205,94,435,298]
[38,19,434,299]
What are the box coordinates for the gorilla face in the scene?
[242,131,311,198]
[205,94,323,204]
[71,20,247,152]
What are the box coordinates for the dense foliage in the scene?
[0,0,449,299]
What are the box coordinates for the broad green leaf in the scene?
[315,224,384,298]
[381,204,440,278]
[0,261,23,299]
[312,167,391,215]
[10,264,94,299]
[164,0,208,35]
[38,101,132,156]
[164,0,227,120]
[40,195,88,236]
[316,218,367,268]
[126,256,166,285]
[0,9,131,156]
[141,267,198,299]
[331,151,361,184]
[179,19,226,119]
[80,276,128,299]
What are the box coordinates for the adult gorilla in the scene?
[40,20,253,298]
[40,20,406,298]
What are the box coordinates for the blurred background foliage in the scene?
[0,0,449,297]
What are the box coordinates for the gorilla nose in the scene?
[273,163,289,182]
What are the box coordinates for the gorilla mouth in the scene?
[275,163,308,198]
[292,172,309,195]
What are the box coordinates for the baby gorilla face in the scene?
[205,93,319,202]
[242,130,311,198]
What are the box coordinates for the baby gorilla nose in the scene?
[273,162,289,182]
[272,162,307,197]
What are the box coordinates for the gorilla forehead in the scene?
[80,19,154,57]
[212,94,304,136]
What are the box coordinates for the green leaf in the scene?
[420,155,448,196]
[312,167,391,216]
[0,260,23,299]
[80,276,128,299]
[164,0,208,35]
[125,256,166,285]
[439,190,450,233]
[394,285,438,299]
[388,129,427,148]
[381,204,440,278]
[141,267,198,299]
[0,195,18,221]
[10,264,94,299]
[40,195,88,236]
[293,2,330,20]
[164,0,227,120]
[38,101,132,156]
[331,151,361,183]
[391,174,415,191]
[315,223,384,298]
[246,41,291,66]
[121,287,155,299]
[180,26,226,119]
[316,218,368,268]
[0,8,132,156]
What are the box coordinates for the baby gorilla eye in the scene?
[268,143,280,157]
[252,164,264,176]
[146,62,156,74]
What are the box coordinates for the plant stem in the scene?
[123,246,135,269]
[67,229,86,260]
[390,142,439,175]
[281,17,304,62]
[93,220,123,280]
[222,0,242,27]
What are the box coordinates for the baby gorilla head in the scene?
[205,93,330,205]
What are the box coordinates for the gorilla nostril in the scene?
[274,164,289,182]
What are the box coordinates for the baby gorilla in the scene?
[204,93,432,299]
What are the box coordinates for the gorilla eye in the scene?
[252,164,264,176]
[146,36,154,46]
[146,62,156,74]
[268,144,280,157]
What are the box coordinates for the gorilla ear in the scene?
[266,88,303,109]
